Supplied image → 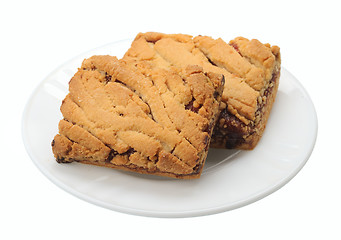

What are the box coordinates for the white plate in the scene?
[22,40,318,218]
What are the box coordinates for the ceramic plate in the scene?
[22,39,317,217]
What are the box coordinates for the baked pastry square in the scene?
[52,55,224,179]
[124,32,281,149]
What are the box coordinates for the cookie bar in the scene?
[52,55,224,179]
[123,32,281,149]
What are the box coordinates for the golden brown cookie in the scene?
[52,55,224,179]
[124,33,281,149]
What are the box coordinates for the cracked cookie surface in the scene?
[124,32,281,149]
[52,55,224,179]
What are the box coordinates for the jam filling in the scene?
[105,74,112,83]
[212,69,279,148]
[229,42,241,55]
[185,98,201,113]
[105,148,136,163]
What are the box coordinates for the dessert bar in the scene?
[124,32,281,149]
[52,55,224,179]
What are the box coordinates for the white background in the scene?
[1,0,340,239]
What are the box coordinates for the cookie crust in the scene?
[124,33,281,149]
[52,55,224,179]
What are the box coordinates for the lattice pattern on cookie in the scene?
[124,33,279,125]
[123,33,281,149]
[52,55,224,178]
